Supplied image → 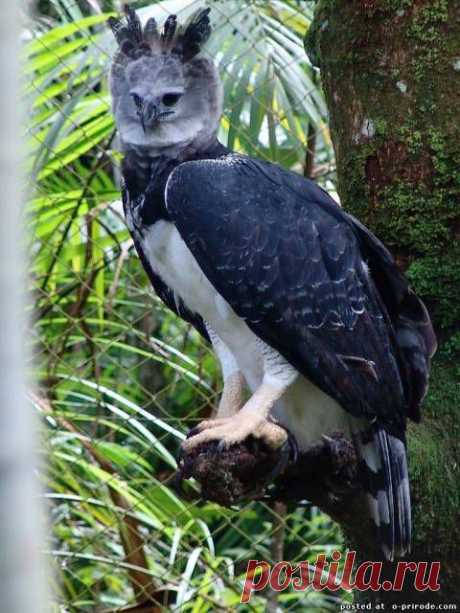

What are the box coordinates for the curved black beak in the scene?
[131,93,160,133]
[141,100,160,133]
[139,109,146,134]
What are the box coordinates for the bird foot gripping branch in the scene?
[176,427,298,506]
[175,429,363,513]
[182,412,288,453]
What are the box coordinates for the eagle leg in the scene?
[184,371,245,440]
[203,326,246,420]
[213,371,246,419]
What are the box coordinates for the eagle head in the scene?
[108,7,223,153]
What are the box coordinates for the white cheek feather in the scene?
[119,121,154,148]
[119,114,207,153]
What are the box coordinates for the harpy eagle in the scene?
[108,8,436,560]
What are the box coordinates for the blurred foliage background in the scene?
[27,0,352,610]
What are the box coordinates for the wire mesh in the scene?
[28,1,349,610]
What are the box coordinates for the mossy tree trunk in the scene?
[306,0,460,605]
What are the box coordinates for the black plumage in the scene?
[161,15,177,46]
[124,6,143,43]
[165,153,436,557]
[177,8,212,61]
[109,7,212,62]
[165,154,434,434]
[121,144,436,560]
[143,17,159,47]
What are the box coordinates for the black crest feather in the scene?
[108,17,127,45]
[161,14,178,45]
[181,8,212,61]
[124,5,142,43]
[109,7,211,62]
[143,17,159,46]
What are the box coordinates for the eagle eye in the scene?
[162,93,182,107]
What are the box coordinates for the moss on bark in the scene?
[306,0,460,604]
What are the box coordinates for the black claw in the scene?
[173,460,197,501]
[265,421,299,468]
[265,438,291,483]
[260,429,300,502]
[174,446,186,494]
[174,442,197,499]
[186,425,201,439]
[287,430,299,465]
[173,464,185,495]
[177,441,185,465]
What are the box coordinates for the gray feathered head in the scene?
[109,7,223,152]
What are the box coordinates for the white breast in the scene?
[140,220,265,370]
[140,221,231,323]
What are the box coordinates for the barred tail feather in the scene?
[357,425,411,561]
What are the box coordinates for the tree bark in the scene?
[306,0,460,605]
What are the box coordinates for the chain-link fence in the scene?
[28,1,349,610]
